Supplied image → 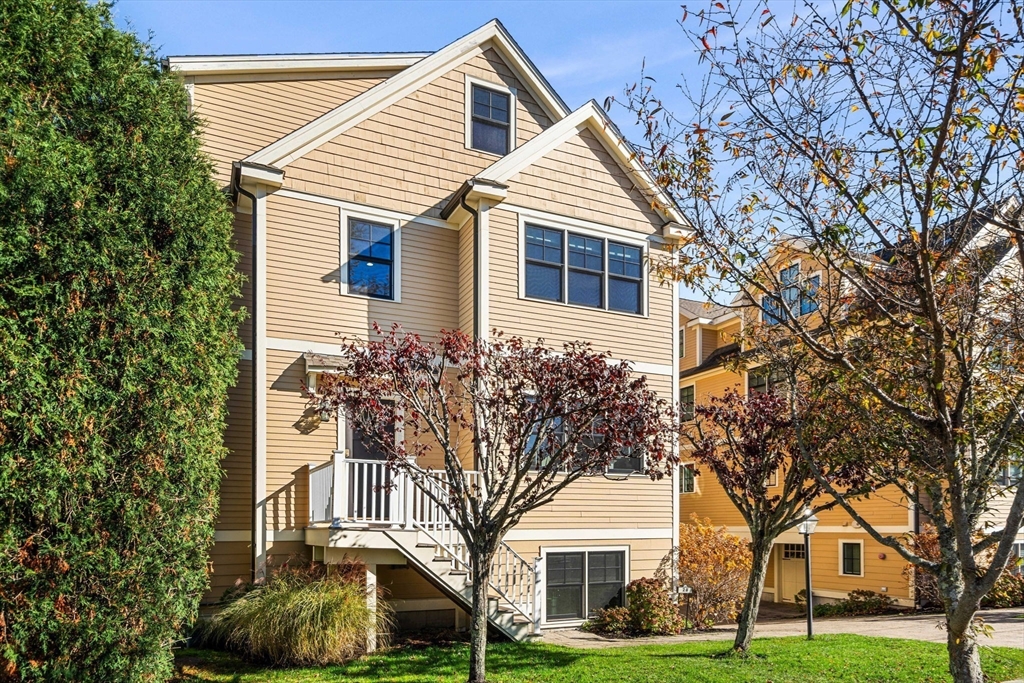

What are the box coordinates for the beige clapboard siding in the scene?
[204,541,251,603]
[266,349,338,531]
[506,538,673,580]
[503,128,663,231]
[487,208,674,367]
[517,476,674,530]
[191,77,384,184]
[458,219,474,335]
[264,193,459,345]
[218,359,253,529]
[282,48,552,218]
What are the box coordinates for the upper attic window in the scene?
[467,77,515,156]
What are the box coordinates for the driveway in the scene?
[541,607,1024,650]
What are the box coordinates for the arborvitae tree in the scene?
[0,1,241,679]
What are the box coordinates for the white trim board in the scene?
[246,20,569,169]
[166,53,428,76]
[266,337,672,377]
[215,529,305,543]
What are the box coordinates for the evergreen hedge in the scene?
[0,1,242,679]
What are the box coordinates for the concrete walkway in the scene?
[542,607,1024,650]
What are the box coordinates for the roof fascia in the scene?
[246,20,570,169]
[165,53,428,76]
[476,100,689,227]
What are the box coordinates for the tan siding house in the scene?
[169,20,687,639]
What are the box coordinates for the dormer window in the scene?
[467,78,514,156]
[761,262,820,325]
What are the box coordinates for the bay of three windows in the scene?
[525,224,644,315]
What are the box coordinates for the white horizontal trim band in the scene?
[167,54,428,75]
[214,529,306,542]
[723,526,913,537]
[266,337,672,377]
[503,527,672,541]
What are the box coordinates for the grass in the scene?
[173,634,1024,682]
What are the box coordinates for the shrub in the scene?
[626,578,686,634]
[0,0,240,679]
[982,571,1024,609]
[811,590,897,617]
[194,561,393,666]
[655,515,751,628]
[584,578,685,636]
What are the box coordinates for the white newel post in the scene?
[332,449,346,525]
[533,556,543,630]
[365,563,378,653]
[403,469,415,529]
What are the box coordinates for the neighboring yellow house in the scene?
[167,20,689,640]
[677,278,917,608]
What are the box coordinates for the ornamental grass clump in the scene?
[195,561,392,666]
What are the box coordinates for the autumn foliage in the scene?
[657,515,751,628]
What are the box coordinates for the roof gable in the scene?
[470,100,688,227]
[245,20,570,169]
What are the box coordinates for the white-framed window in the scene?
[520,217,648,316]
[1010,541,1024,575]
[680,463,697,494]
[767,468,779,487]
[840,540,864,577]
[465,75,516,157]
[542,546,629,624]
[680,384,695,422]
[761,261,821,325]
[340,207,401,302]
[996,461,1023,487]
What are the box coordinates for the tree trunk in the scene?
[939,571,984,683]
[467,557,491,683]
[733,536,773,653]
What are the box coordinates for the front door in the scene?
[779,543,807,602]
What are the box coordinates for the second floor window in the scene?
[761,262,820,324]
[524,224,645,315]
[680,464,696,494]
[680,385,695,421]
[348,218,394,300]
[470,84,510,155]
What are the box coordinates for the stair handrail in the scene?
[405,468,538,623]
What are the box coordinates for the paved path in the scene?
[542,607,1024,650]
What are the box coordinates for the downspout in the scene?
[460,194,481,340]
[233,176,260,582]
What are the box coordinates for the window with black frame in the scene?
[545,550,626,621]
[523,224,645,315]
[348,218,394,299]
[470,84,510,155]
[841,542,862,576]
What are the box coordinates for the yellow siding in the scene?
[264,193,460,345]
[284,49,552,218]
[487,208,674,367]
[503,128,663,230]
[191,76,384,185]
[679,324,699,371]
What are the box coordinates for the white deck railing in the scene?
[307,454,538,625]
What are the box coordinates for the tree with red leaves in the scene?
[315,324,674,683]
[684,387,869,652]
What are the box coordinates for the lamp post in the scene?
[679,584,693,629]
[797,506,819,640]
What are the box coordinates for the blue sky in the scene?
[112,0,704,137]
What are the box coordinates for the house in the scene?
[166,20,687,642]
[677,270,917,608]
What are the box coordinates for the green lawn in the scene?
[173,635,1024,682]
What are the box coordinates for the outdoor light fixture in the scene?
[318,403,333,423]
[797,506,819,640]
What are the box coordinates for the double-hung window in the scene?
[840,541,863,576]
[347,217,395,300]
[762,262,820,324]
[524,223,645,315]
[680,463,696,494]
[470,83,511,156]
[680,385,695,422]
[545,549,626,621]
